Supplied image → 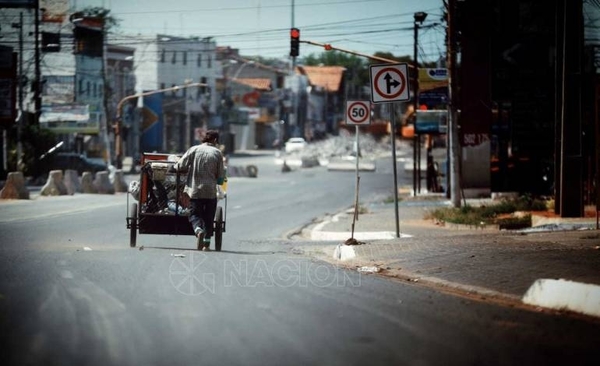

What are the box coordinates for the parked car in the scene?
[285,137,307,153]
[45,152,108,175]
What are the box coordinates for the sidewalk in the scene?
[291,196,600,319]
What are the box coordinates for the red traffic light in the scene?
[290,28,300,57]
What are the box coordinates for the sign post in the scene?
[345,100,371,241]
[369,63,411,238]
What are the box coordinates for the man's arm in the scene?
[216,152,225,185]
[172,148,194,171]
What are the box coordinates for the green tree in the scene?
[77,7,120,29]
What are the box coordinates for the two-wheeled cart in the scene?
[126,152,227,251]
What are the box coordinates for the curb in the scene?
[303,211,600,320]
[523,279,600,318]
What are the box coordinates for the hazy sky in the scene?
[74,0,445,61]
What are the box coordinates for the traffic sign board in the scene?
[369,63,410,103]
[345,100,371,125]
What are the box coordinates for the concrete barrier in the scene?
[81,172,98,193]
[0,171,30,199]
[64,169,81,195]
[523,279,600,318]
[40,170,68,196]
[113,169,128,193]
[227,165,258,178]
[301,156,320,168]
[93,171,114,194]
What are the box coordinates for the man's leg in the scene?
[201,198,218,241]
[188,199,205,235]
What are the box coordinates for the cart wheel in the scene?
[214,206,223,252]
[129,203,138,248]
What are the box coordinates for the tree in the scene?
[76,7,120,29]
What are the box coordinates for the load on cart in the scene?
[126,152,227,251]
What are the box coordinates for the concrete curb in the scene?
[523,279,600,318]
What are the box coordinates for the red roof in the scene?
[297,66,346,93]
[232,78,272,91]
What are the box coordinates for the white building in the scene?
[125,34,219,153]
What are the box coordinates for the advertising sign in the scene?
[418,68,449,110]
[0,0,35,8]
[415,110,448,134]
[141,93,163,152]
[39,104,99,134]
[40,0,68,23]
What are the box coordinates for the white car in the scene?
[285,137,307,153]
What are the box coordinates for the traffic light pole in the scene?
[300,40,404,65]
[113,82,206,169]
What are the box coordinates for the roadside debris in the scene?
[357,266,381,273]
[345,238,365,245]
[171,253,186,258]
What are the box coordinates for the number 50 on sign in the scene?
[345,100,371,126]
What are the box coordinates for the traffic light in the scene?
[290,28,300,57]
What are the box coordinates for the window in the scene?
[207,56,211,68]
[160,83,166,90]
[183,51,187,65]
[197,53,202,67]
[86,81,90,96]
[79,79,83,95]
[160,49,165,63]
[200,77,207,94]
[171,51,177,64]
[93,83,96,97]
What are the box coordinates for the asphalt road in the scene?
[1,153,598,366]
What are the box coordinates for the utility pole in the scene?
[413,12,428,195]
[447,0,461,207]
[11,13,24,171]
[34,0,41,125]
[290,0,297,140]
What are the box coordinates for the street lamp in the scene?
[113,81,206,168]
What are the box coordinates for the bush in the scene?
[427,196,549,227]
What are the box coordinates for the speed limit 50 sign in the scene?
[345,100,371,125]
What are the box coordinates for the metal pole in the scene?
[391,103,400,238]
[413,15,420,195]
[291,0,298,137]
[16,12,24,171]
[2,130,7,171]
[351,126,360,240]
[354,125,360,222]
[115,83,206,166]
[34,0,41,125]
[448,0,461,207]
[301,40,411,66]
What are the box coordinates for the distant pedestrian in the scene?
[171,130,225,251]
